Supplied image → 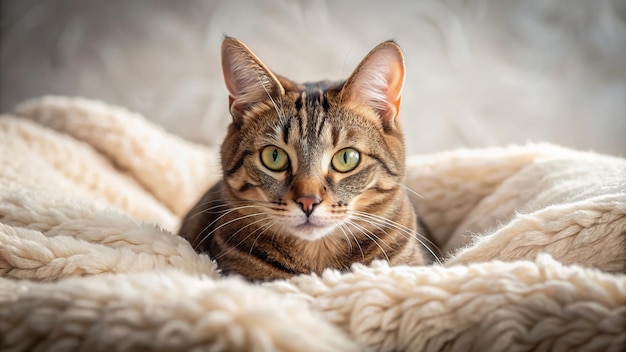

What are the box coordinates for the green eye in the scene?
[332,148,360,173]
[261,146,289,171]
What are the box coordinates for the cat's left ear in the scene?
[341,41,405,125]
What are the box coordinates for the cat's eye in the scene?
[260,146,289,171]
[332,148,360,173]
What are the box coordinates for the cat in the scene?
[179,37,434,281]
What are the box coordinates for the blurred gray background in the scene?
[1,0,625,156]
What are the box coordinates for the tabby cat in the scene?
[179,37,431,281]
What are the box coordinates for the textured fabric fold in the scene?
[1,96,624,351]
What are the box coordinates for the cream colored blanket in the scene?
[1,97,625,351]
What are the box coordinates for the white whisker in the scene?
[350,210,442,265]
[346,220,391,263]
[256,74,285,120]
[339,223,365,261]
[212,218,277,261]
[182,200,272,223]
[399,183,424,199]
[335,223,353,253]
[247,220,279,262]
[194,208,272,249]
[221,216,275,250]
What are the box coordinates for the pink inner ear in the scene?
[223,54,265,101]
[223,60,241,98]
[347,45,405,122]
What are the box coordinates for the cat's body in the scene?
[179,38,428,281]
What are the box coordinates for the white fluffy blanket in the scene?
[1,97,625,351]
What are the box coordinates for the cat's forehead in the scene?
[279,77,342,101]
[282,88,370,144]
[240,79,382,154]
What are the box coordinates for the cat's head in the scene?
[219,37,408,241]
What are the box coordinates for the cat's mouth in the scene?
[295,221,324,230]
[289,218,337,241]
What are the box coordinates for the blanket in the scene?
[1,96,625,351]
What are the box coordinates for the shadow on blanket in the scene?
[1,96,625,351]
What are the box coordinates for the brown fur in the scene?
[179,38,428,281]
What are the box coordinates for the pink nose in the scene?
[296,195,321,217]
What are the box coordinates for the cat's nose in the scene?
[296,195,321,217]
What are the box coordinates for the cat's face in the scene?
[219,38,407,241]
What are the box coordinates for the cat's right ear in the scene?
[221,37,285,123]
[341,41,405,127]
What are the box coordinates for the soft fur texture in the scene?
[1,96,625,351]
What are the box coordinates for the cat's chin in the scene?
[289,223,337,241]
